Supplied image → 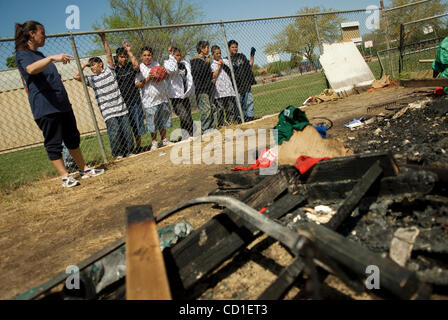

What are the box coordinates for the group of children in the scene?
[190,40,257,134]
[14,22,256,188]
[74,33,257,157]
[74,33,172,157]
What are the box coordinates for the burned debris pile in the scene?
[347,96,448,168]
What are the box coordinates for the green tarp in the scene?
[274,105,311,145]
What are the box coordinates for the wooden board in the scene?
[126,206,171,300]
[400,78,448,88]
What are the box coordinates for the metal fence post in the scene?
[398,23,405,74]
[313,14,323,56]
[377,52,385,78]
[220,23,245,123]
[69,33,108,164]
[381,0,395,78]
[313,15,328,88]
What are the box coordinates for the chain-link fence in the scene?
[0,1,443,189]
[376,0,448,78]
[399,13,448,76]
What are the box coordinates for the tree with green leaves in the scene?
[385,0,448,44]
[264,7,342,70]
[6,56,16,69]
[92,0,215,61]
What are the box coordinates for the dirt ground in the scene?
[0,86,419,300]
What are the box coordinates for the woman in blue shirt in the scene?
[15,21,103,187]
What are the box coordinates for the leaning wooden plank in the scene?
[400,78,448,88]
[325,161,383,230]
[126,206,171,300]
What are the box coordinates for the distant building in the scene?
[341,21,362,45]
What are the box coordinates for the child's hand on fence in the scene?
[123,41,131,51]
[168,46,173,55]
[250,47,256,57]
[97,29,106,41]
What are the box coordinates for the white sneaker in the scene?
[62,175,80,188]
[80,167,105,179]
[161,138,173,146]
[150,141,159,150]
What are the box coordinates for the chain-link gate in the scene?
[399,13,448,77]
[0,1,445,189]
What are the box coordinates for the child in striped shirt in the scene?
[74,32,134,159]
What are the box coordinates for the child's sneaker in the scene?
[62,175,80,188]
[161,138,173,147]
[80,167,105,180]
[150,141,159,151]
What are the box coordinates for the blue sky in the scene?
[0,0,387,38]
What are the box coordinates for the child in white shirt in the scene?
[135,46,172,150]
[211,45,237,126]
[164,47,195,139]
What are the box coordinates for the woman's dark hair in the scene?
[228,40,238,48]
[196,41,209,54]
[211,45,221,54]
[15,21,43,50]
[140,46,153,55]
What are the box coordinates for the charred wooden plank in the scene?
[400,78,448,88]
[258,257,305,300]
[168,168,304,290]
[260,161,383,300]
[126,206,171,300]
[325,161,383,230]
[303,169,436,202]
[306,153,398,184]
[214,171,266,190]
[300,222,430,299]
